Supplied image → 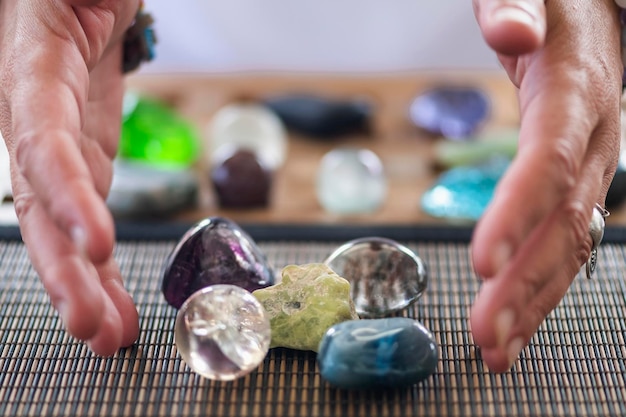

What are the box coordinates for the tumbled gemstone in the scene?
[409,86,490,139]
[161,217,275,309]
[211,148,272,209]
[206,103,287,171]
[316,148,386,214]
[317,317,439,389]
[175,285,271,381]
[263,93,373,139]
[324,237,427,317]
[119,93,201,167]
[421,157,509,222]
[107,159,198,218]
[252,263,359,352]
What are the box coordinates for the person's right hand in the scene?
[0,0,141,355]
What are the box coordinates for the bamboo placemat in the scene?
[0,233,625,416]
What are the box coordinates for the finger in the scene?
[9,35,114,263]
[471,74,608,279]
[474,0,547,55]
[12,183,106,341]
[97,258,140,348]
[470,147,612,372]
[86,277,124,356]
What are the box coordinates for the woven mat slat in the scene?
[0,240,624,417]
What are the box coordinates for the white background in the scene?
[141,0,503,74]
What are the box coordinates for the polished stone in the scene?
[206,103,287,171]
[316,148,386,214]
[211,148,272,208]
[252,263,359,352]
[120,92,201,168]
[409,86,490,139]
[175,285,271,381]
[324,237,427,317]
[317,317,439,389]
[161,217,275,309]
[263,93,373,138]
[107,159,198,218]
[421,157,509,222]
[433,128,518,168]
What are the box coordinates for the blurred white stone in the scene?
[316,147,387,214]
[206,103,287,170]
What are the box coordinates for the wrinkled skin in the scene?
[471,0,621,371]
[0,0,622,368]
[0,0,140,355]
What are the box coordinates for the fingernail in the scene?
[491,4,537,26]
[70,226,88,258]
[491,241,512,276]
[56,299,70,325]
[506,337,525,368]
[495,308,515,348]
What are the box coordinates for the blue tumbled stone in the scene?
[421,157,509,222]
[409,86,490,140]
[317,317,438,389]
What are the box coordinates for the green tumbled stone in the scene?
[252,263,359,352]
[119,93,201,168]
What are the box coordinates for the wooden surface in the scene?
[125,71,626,226]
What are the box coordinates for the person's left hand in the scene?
[470,0,622,372]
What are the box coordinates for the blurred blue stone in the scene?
[421,158,509,222]
[409,86,490,140]
[316,148,387,214]
[317,317,439,390]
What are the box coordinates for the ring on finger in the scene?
[586,203,610,279]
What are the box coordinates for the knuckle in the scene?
[542,139,580,194]
[561,199,591,255]
[13,131,40,176]
[12,191,36,223]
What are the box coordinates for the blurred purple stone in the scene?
[211,148,272,209]
[409,86,490,140]
[161,217,275,309]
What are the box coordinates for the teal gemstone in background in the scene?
[421,157,509,222]
[119,93,201,168]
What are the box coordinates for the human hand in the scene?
[0,0,141,355]
[471,0,622,372]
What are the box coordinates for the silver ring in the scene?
[586,203,610,279]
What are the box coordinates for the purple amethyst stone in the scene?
[161,217,275,309]
[409,86,490,140]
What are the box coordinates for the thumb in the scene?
[474,0,547,56]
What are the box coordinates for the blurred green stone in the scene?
[119,93,201,168]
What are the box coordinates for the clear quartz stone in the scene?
[324,237,427,318]
[206,103,288,171]
[316,147,387,214]
[175,285,271,381]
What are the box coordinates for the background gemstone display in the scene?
[211,148,272,208]
[161,217,275,309]
[120,93,201,167]
[409,86,490,140]
[206,103,287,171]
[175,285,271,381]
[263,93,373,139]
[421,157,509,222]
[316,148,387,214]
